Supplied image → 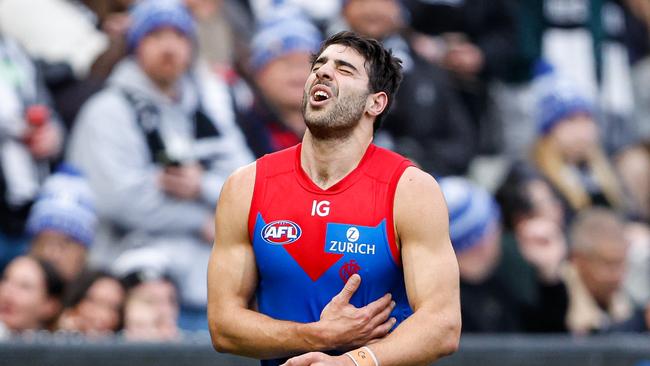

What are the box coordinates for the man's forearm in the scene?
[210,307,332,359]
[362,308,460,366]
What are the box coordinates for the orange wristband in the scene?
[345,346,379,366]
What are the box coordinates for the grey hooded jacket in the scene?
[68,58,253,269]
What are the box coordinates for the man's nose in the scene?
[315,62,334,81]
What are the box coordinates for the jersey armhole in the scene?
[248,159,266,241]
[386,160,415,267]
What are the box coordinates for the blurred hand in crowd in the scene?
[410,33,447,65]
[442,34,484,78]
[102,12,132,39]
[159,163,203,200]
[515,216,567,284]
[24,122,63,160]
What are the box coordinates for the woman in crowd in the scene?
[56,270,125,336]
[0,256,64,338]
[531,68,626,218]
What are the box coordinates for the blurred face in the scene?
[124,280,178,340]
[76,277,125,334]
[527,180,564,227]
[456,223,502,283]
[129,280,178,323]
[257,52,313,112]
[0,257,52,331]
[549,113,599,163]
[616,146,650,217]
[302,44,371,139]
[136,27,193,90]
[344,0,403,40]
[30,231,87,282]
[575,240,629,307]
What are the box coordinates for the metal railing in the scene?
[1,333,650,366]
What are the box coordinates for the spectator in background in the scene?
[497,0,638,158]
[402,0,517,153]
[0,35,64,270]
[113,254,179,341]
[614,140,650,307]
[615,141,650,223]
[0,0,134,126]
[403,0,516,80]
[440,176,567,333]
[235,13,322,157]
[56,270,125,337]
[531,66,626,217]
[495,162,569,315]
[248,0,342,29]
[341,0,477,176]
[68,0,253,329]
[496,162,566,230]
[56,0,135,125]
[184,0,255,68]
[25,164,97,283]
[626,0,650,140]
[564,208,636,334]
[623,215,650,311]
[0,256,64,338]
[632,59,650,140]
[0,0,109,82]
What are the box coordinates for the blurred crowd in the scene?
[0,0,649,341]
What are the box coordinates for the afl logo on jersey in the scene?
[262,220,302,245]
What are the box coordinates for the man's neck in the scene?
[300,127,373,190]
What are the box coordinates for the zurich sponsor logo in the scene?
[326,223,378,255]
[262,220,302,245]
[346,227,360,242]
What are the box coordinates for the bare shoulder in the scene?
[394,167,449,242]
[216,162,257,226]
[394,167,446,212]
[220,162,256,204]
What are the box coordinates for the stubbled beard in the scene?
[301,89,368,140]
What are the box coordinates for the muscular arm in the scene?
[284,167,461,366]
[207,164,393,359]
[208,163,319,359]
[369,167,461,365]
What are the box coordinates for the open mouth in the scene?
[309,84,333,106]
[314,90,329,102]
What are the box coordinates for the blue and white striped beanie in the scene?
[250,9,322,72]
[534,60,594,135]
[439,177,500,253]
[126,0,196,52]
[26,164,97,247]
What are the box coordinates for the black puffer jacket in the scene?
[382,36,478,176]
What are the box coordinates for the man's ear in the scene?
[366,91,388,117]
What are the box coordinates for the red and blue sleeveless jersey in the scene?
[248,143,414,365]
